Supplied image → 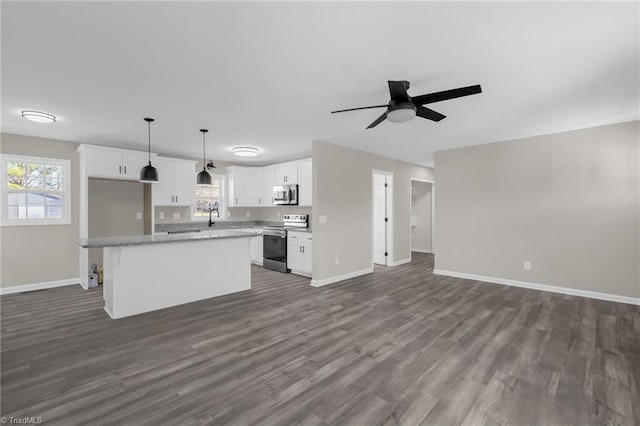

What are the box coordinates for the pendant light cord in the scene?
[200,129,208,170]
[144,117,154,165]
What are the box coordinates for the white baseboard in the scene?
[290,269,312,278]
[411,248,433,254]
[389,257,412,266]
[0,277,82,295]
[310,267,373,287]
[433,269,640,306]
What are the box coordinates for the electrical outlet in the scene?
[246,211,251,218]
[173,212,181,220]
[319,215,327,224]
[334,257,339,265]
[136,212,142,220]
[159,212,165,220]
[524,261,532,271]
[277,211,281,217]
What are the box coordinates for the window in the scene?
[1,154,71,226]
[192,174,226,220]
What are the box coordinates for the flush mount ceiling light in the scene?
[139,118,159,183]
[21,110,56,123]
[196,129,212,186]
[232,146,260,157]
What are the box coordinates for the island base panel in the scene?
[103,237,251,319]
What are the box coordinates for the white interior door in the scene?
[373,173,387,265]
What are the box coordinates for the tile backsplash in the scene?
[154,205,311,224]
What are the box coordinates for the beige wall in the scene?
[312,140,434,282]
[434,120,640,299]
[88,178,144,267]
[411,180,432,252]
[0,133,80,287]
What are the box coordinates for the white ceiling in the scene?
[2,1,638,167]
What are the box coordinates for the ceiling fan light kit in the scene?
[387,105,417,123]
[331,80,482,129]
[139,117,159,183]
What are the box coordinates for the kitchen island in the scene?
[75,230,260,319]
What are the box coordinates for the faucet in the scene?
[208,208,219,227]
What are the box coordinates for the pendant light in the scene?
[196,129,212,186]
[139,118,159,183]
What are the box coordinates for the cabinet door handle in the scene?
[259,198,261,204]
[119,165,122,174]
[176,195,178,203]
[235,198,238,205]
[124,166,127,174]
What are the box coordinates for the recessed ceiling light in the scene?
[232,146,260,157]
[21,110,56,123]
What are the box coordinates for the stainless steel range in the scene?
[263,214,308,272]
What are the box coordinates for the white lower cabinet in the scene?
[287,231,312,277]
[250,234,263,265]
[238,228,263,265]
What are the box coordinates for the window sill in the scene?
[1,219,72,227]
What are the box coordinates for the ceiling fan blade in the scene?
[412,84,482,105]
[331,104,388,114]
[366,112,387,129]
[416,106,446,122]
[388,80,410,102]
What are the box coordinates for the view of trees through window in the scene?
[6,161,65,220]
[193,176,223,218]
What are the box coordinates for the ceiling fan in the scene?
[331,81,482,129]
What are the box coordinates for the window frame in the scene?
[0,154,72,226]
[191,173,227,222]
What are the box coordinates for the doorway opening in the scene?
[372,170,393,266]
[410,179,434,255]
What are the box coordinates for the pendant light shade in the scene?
[139,118,159,183]
[196,129,212,186]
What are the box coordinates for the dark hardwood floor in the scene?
[1,253,639,425]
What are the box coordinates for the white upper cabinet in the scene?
[244,167,263,207]
[274,162,298,185]
[261,165,275,206]
[228,159,311,207]
[81,145,151,181]
[298,159,312,207]
[153,158,196,206]
[228,166,266,207]
[226,166,244,207]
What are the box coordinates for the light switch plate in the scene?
[136,212,142,220]
[246,211,251,218]
[524,261,532,270]
[159,212,165,220]
[173,212,181,220]
[319,215,327,224]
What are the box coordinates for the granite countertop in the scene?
[154,221,312,234]
[75,229,261,249]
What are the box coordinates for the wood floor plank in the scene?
[1,253,638,425]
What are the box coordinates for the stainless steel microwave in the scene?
[274,184,298,205]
